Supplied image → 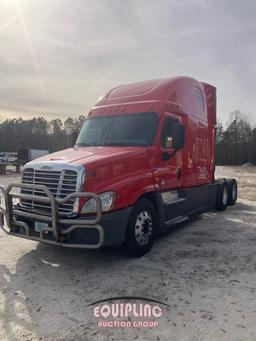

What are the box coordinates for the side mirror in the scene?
[162,151,171,161]
[171,123,185,149]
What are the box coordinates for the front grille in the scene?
[20,168,78,216]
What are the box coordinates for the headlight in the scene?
[10,187,20,206]
[81,191,116,214]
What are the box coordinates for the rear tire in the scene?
[226,178,237,205]
[125,198,157,257]
[216,181,229,211]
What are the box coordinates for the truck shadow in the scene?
[1,201,256,340]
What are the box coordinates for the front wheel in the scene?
[125,199,157,257]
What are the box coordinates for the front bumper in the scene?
[0,183,131,249]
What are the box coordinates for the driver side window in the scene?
[160,117,178,148]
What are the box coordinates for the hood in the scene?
[29,146,147,167]
[25,146,153,210]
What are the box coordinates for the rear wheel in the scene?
[125,199,157,257]
[216,181,229,211]
[226,178,237,205]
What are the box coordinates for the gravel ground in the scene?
[0,166,256,341]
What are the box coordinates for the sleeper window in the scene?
[195,88,205,113]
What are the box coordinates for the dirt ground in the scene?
[0,166,256,341]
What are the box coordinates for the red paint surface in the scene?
[36,77,217,211]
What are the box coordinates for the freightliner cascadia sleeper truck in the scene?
[0,77,237,256]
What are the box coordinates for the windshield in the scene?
[75,113,158,147]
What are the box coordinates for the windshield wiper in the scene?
[75,143,102,147]
[105,142,129,146]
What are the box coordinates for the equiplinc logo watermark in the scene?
[87,296,168,329]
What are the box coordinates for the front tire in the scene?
[125,199,157,257]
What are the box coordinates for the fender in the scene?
[132,190,165,234]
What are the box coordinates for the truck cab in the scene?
[0,77,237,256]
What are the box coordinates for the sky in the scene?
[0,0,256,124]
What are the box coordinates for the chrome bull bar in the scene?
[0,183,104,249]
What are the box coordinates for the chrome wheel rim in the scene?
[223,186,228,205]
[135,211,153,246]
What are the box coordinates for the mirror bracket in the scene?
[161,149,177,161]
[162,151,171,161]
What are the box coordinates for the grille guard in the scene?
[0,183,104,249]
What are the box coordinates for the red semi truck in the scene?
[0,77,237,256]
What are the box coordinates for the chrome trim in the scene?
[8,183,58,238]
[21,161,85,216]
[0,183,104,249]
[0,185,9,234]
[161,190,181,205]
[23,161,85,191]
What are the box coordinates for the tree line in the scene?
[0,111,255,165]
[0,115,86,153]
[216,111,256,165]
